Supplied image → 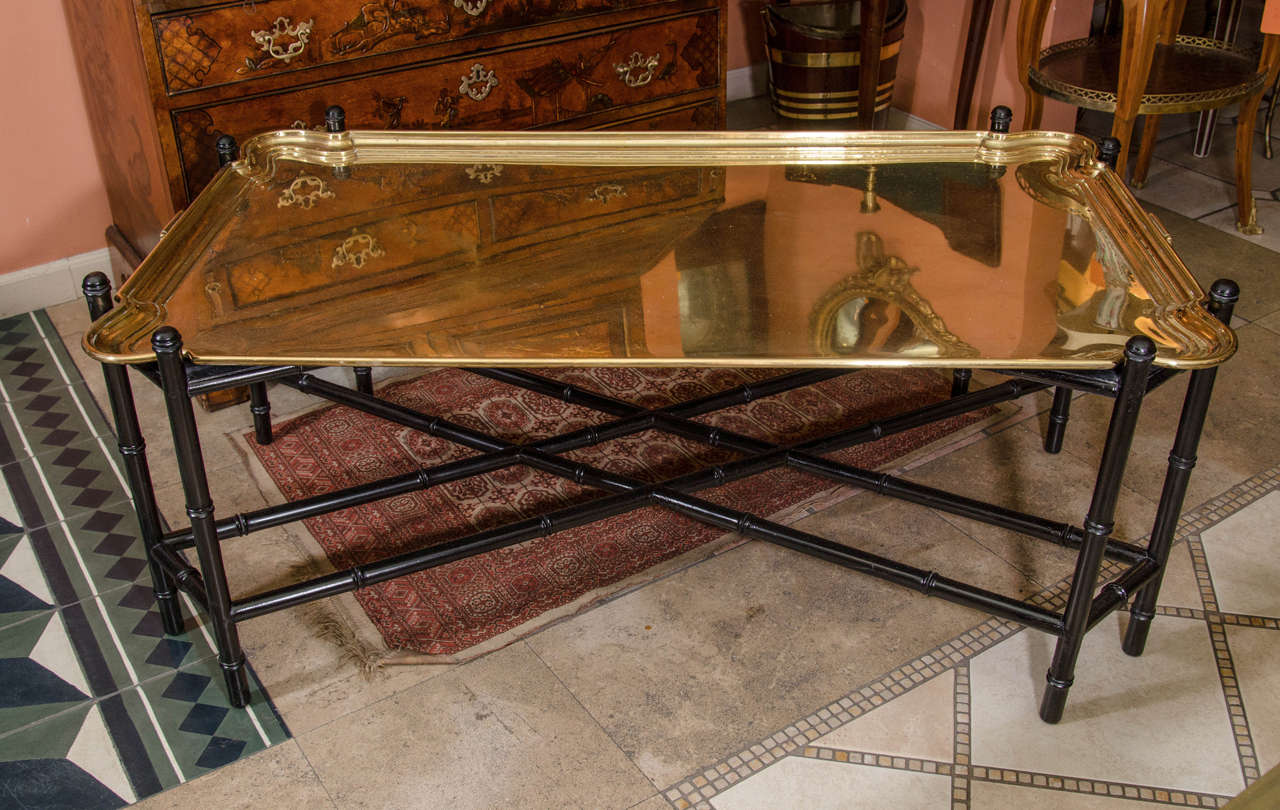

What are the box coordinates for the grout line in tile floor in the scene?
[662,464,1280,809]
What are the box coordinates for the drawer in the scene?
[205,164,720,315]
[152,0,677,95]
[172,10,722,198]
[593,98,722,131]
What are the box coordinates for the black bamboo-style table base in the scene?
[81,274,1237,724]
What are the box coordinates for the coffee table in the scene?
[81,122,1236,724]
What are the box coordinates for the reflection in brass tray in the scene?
[811,232,978,359]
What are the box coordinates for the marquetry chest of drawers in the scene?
[65,0,727,272]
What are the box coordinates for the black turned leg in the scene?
[354,367,374,396]
[249,383,272,445]
[1123,279,1238,656]
[951,369,973,397]
[82,274,185,635]
[1040,335,1155,723]
[152,327,251,707]
[1044,387,1072,453]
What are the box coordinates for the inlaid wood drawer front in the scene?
[594,99,721,131]
[491,168,706,242]
[152,0,678,95]
[202,162,716,317]
[172,10,722,198]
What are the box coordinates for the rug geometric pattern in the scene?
[0,310,290,807]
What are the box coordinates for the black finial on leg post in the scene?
[1097,137,1122,170]
[1208,278,1240,319]
[325,105,351,179]
[989,105,1012,134]
[216,135,238,168]
[82,272,112,317]
[325,105,346,133]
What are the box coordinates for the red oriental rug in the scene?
[247,367,988,658]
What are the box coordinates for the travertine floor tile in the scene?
[132,740,334,809]
[297,642,653,809]
[1225,624,1280,772]
[1142,203,1280,322]
[1151,541,1204,611]
[1200,491,1280,617]
[1133,158,1238,219]
[1198,199,1280,252]
[528,511,1034,788]
[1256,309,1280,333]
[709,757,950,809]
[812,669,954,763]
[1153,128,1280,193]
[45,298,92,339]
[903,422,1151,588]
[970,615,1242,796]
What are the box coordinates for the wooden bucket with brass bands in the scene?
[763,0,907,128]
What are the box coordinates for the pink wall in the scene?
[1,4,112,275]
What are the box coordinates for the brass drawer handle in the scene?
[278,173,335,209]
[332,229,385,270]
[250,16,313,64]
[466,164,503,184]
[459,63,499,101]
[587,184,626,203]
[615,52,660,88]
[453,0,491,16]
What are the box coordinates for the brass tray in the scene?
[83,129,1235,370]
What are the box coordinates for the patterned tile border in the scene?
[951,662,972,810]
[661,465,1280,809]
[0,310,291,806]
[967,766,1232,807]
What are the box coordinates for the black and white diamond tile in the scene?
[141,657,282,776]
[0,701,136,808]
[0,611,91,735]
[0,306,292,806]
[0,534,53,630]
[0,477,21,538]
[0,315,65,403]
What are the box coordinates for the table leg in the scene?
[354,366,374,396]
[1109,0,1166,181]
[1040,335,1155,723]
[1124,279,1238,655]
[81,273,185,636]
[249,382,272,445]
[1192,0,1244,158]
[1234,34,1280,234]
[1043,386,1073,454]
[153,327,251,707]
[954,0,997,129]
[1016,0,1055,129]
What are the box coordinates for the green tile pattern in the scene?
[0,309,290,807]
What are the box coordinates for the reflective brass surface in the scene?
[83,129,1235,370]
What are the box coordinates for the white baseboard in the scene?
[0,248,111,318]
[727,64,768,103]
[885,108,945,131]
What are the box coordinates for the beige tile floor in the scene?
[50,101,1280,809]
